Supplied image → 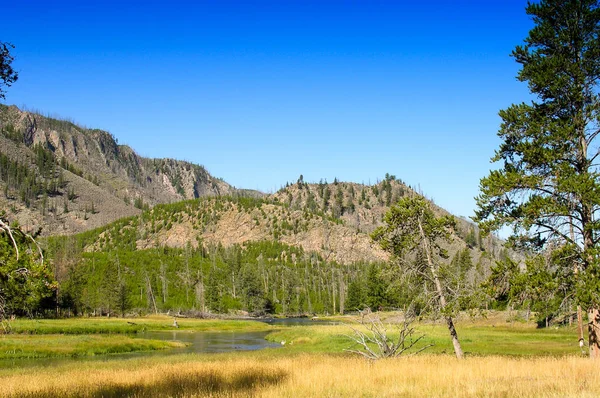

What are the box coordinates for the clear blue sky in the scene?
[3,0,533,219]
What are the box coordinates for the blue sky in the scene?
[3,1,533,219]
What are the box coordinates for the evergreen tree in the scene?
[475,0,600,358]
[0,42,18,99]
[365,264,389,311]
[346,278,367,311]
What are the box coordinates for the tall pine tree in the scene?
[475,0,600,358]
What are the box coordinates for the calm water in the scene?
[139,330,280,354]
[258,317,341,326]
[0,318,336,368]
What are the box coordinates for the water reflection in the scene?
[258,317,341,327]
[139,330,280,354]
[0,317,339,368]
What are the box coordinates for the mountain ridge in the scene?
[0,104,506,268]
[0,104,256,235]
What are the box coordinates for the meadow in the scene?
[0,334,184,359]
[1,313,598,397]
[2,352,599,397]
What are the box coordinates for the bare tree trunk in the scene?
[589,309,600,359]
[331,269,336,314]
[445,315,463,358]
[570,218,585,350]
[578,306,585,350]
[306,284,313,314]
[160,261,168,304]
[232,271,236,299]
[339,271,345,315]
[418,216,464,359]
[146,274,158,314]
[195,280,205,313]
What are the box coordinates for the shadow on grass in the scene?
[17,369,288,397]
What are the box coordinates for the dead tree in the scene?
[345,309,431,359]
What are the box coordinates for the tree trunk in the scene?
[445,315,464,359]
[570,220,585,350]
[589,308,600,359]
[578,305,585,351]
[418,216,464,359]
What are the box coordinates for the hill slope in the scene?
[0,105,248,235]
[65,176,504,267]
[47,178,509,316]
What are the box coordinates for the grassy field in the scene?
[266,324,578,357]
[0,334,184,359]
[1,351,599,397]
[1,313,597,397]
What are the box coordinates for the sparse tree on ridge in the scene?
[475,0,600,358]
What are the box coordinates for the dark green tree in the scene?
[239,264,264,314]
[346,278,367,311]
[365,264,389,311]
[0,42,18,99]
[117,282,129,317]
[474,0,600,358]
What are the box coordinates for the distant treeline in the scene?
[43,230,493,318]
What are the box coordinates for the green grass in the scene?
[0,312,592,397]
[418,323,577,356]
[9,316,272,335]
[265,322,580,357]
[0,334,184,360]
[1,316,273,360]
[1,313,582,361]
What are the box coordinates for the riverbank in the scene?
[8,315,273,334]
[0,334,184,360]
[0,315,273,360]
[0,312,582,360]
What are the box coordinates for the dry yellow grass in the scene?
[2,353,599,397]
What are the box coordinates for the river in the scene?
[0,317,340,368]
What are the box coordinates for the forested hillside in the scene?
[44,177,510,317]
[0,105,246,236]
[0,103,528,319]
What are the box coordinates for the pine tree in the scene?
[0,42,18,99]
[346,278,367,311]
[475,0,600,358]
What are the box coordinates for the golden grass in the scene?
[2,353,599,397]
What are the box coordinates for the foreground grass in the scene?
[1,352,599,397]
[0,334,184,359]
[9,315,272,334]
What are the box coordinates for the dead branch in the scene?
[344,309,432,360]
[0,218,19,261]
[24,232,44,266]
